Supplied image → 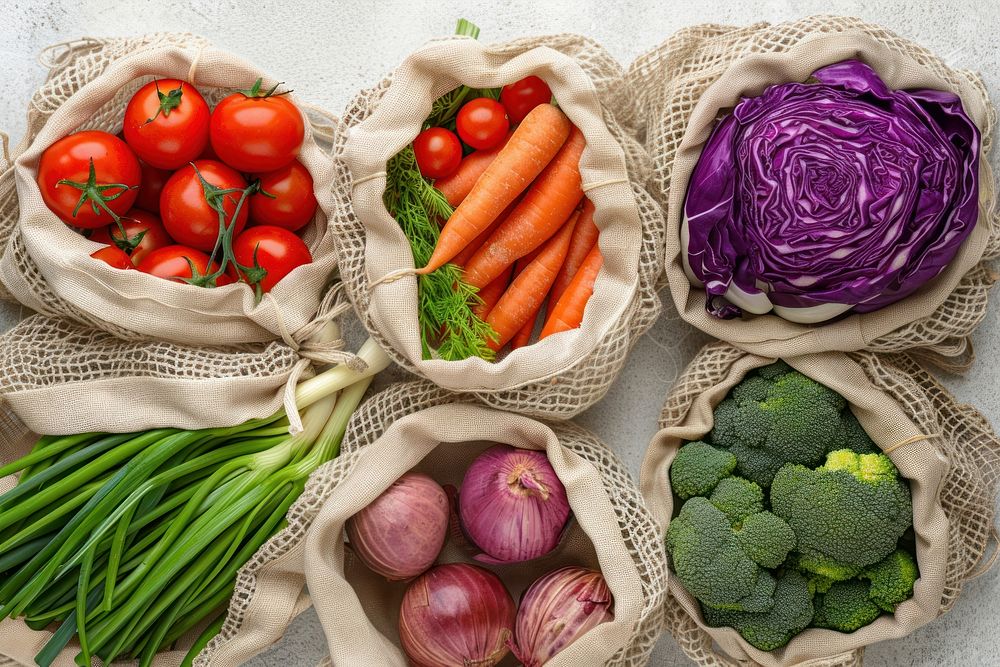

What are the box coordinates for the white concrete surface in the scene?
[1,0,998,665]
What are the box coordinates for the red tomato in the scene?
[134,160,171,213]
[123,79,210,170]
[456,98,509,150]
[209,82,304,172]
[159,160,248,252]
[37,131,141,229]
[232,225,312,293]
[248,160,317,232]
[90,245,134,270]
[136,244,233,286]
[500,76,552,124]
[90,209,172,266]
[413,128,462,179]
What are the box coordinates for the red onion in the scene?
[458,444,571,564]
[399,563,516,667]
[345,472,448,580]
[513,566,614,666]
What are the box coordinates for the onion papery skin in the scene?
[399,563,517,667]
[346,472,449,580]
[513,566,614,666]
[458,444,571,564]
[683,59,980,322]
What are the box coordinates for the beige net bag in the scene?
[628,17,999,370]
[0,33,341,346]
[640,342,1000,666]
[0,34,363,435]
[0,293,344,435]
[334,34,664,418]
[195,380,668,666]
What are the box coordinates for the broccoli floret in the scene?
[811,579,881,632]
[792,552,861,582]
[708,570,777,613]
[736,512,796,569]
[862,549,918,612]
[771,449,912,579]
[709,477,764,525]
[702,571,814,651]
[827,410,879,455]
[670,442,737,500]
[709,366,846,487]
[666,498,773,612]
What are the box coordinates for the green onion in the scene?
[0,327,390,666]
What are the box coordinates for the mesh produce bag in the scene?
[333,33,664,418]
[0,33,341,346]
[0,278,355,435]
[196,380,668,667]
[628,17,999,370]
[640,342,1000,666]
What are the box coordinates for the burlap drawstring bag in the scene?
[195,380,668,667]
[627,16,1000,370]
[0,278,356,435]
[334,34,664,418]
[0,33,342,346]
[639,342,1000,666]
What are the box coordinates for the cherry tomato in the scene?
[37,131,141,229]
[500,76,552,124]
[90,208,172,266]
[159,160,248,252]
[209,82,304,172]
[233,225,312,293]
[134,160,171,213]
[248,160,317,232]
[90,245,134,270]
[413,127,462,179]
[136,244,233,286]
[123,79,210,170]
[456,98,509,150]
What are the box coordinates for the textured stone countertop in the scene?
[1,0,998,665]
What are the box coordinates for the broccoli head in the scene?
[708,365,846,487]
[811,579,882,632]
[771,449,912,581]
[709,476,764,525]
[670,441,737,500]
[702,571,814,651]
[862,549,918,612]
[666,498,774,612]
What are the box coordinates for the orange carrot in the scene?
[485,211,579,351]
[540,243,602,339]
[450,197,520,269]
[510,310,539,350]
[435,131,513,207]
[474,264,513,321]
[510,209,581,350]
[549,198,598,306]
[463,126,586,289]
[418,104,572,274]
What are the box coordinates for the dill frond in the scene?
[384,146,496,361]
